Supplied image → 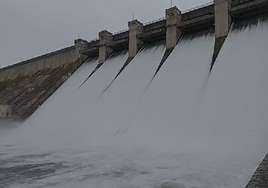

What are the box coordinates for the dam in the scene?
[0,0,268,187]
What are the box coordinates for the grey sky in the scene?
[0,0,210,67]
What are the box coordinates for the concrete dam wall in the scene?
[1,0,267,120]
[0,40,88,120]
[0,46,77,81]
[0,0,268,187]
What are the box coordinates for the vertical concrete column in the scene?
[99,30,113,64]
[74,39,88,58]
[128,19,143,58]
[214,0,231,38]
[74,38,88,62]
[165,6,182,49]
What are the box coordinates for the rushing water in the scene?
[1,23,268,188]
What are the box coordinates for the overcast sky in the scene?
[0,0,209,67]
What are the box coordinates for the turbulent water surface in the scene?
[1,23,268,188]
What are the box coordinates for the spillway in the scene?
[189,21,268,187]
[18,51,129,147]
[83,43,166,144]
[121,34,214,146]
[1,23,268,187]
[25,58,98,124]
[0,58,99,139]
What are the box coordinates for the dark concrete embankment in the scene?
[0,59,83,120]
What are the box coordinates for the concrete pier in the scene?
[74,38,88,59]
[128,19,143,58]
[214,0,231,38]
[165,6,182,49]
[99,30,113,63]
[0,105,12,118]
[78,0,267,60]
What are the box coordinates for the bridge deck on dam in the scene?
[81,0,268,57]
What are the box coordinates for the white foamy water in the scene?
[17,52,128,147]
[120,34,214,146]
[1,23,268,188]
[189,22,268,187]
[0,58,99,140]
[83,43,166,144]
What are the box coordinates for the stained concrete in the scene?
[0,105,12,118]
[128,19,143,58]
[0,46,78,82]
[99,30,113,64]
[165,6,182,49]
[214,0,231,38]
[0,59,83,120]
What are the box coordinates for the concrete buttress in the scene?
[165,6,182,49]
[74,38,88,60]
[214,0,231,38]
[128,19,143,58]
[99,30,113,63]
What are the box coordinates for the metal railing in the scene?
[113,29,128,35]
[232,0,268,7]
[230,0,268,17]
[85,2,218,43]
[88,29,128,42]
[144,17,165,26]
[181,1,214,14]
